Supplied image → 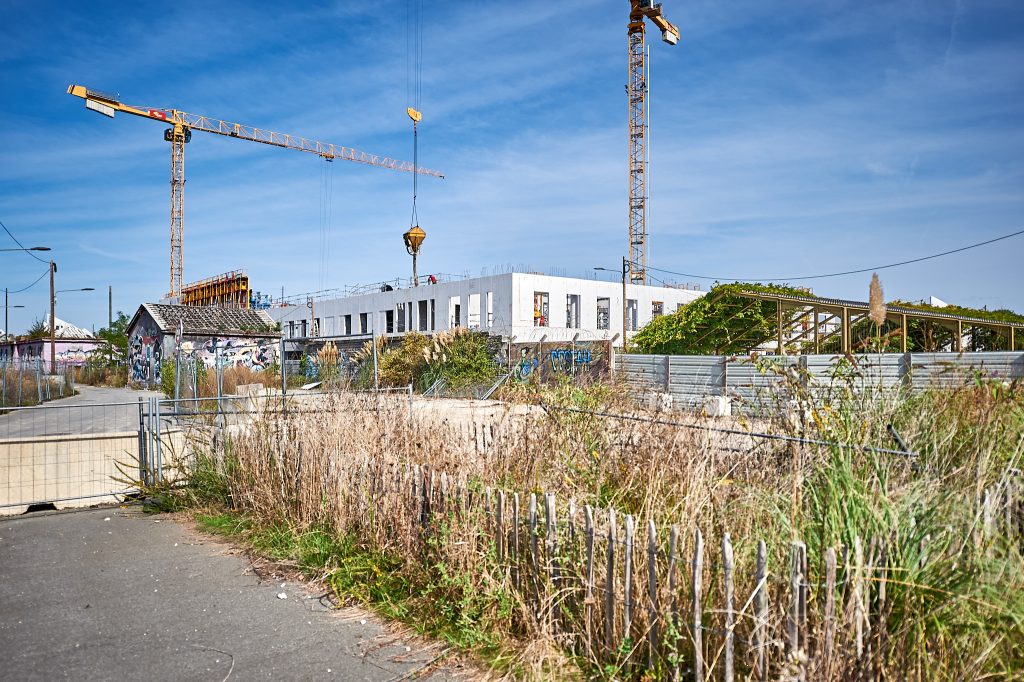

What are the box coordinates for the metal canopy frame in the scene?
[694,289,1023,355]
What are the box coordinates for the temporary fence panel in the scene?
[616,351,1024,411]
[0,399,183,514]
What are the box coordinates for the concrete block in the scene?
[703,396,732,417]
[647,392,673,411]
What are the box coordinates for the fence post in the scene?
[854,535,865,660]
[585,505,596,657]
[754,539,767,680]
[605,508,617,652]
[647,519,659,670]
[723,533,735,682]
[154,397,163,482]
[823,547,837,679]
[668,525,680,681]
[496,490,505,565]
[545,492,560,629]
[624,514,634,652]
[529,493,540,615]
[512,493,521,593]
[137,397,148,485]
[721,355,729,397]
[692,528,704,682]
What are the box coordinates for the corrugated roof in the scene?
[140,303,280,337]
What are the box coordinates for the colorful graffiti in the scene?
[180,337,277,371]
[129,320,162,385]
[548,348,593,374]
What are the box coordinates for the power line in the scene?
[7,268,49,294]
[0,219,48,264]
[646,228,1024,282]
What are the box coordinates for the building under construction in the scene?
[179,270,252,309]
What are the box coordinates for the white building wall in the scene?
[268,273,703,348]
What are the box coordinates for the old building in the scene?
[126,303,280,387]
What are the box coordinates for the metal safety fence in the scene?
[0,397,187,514]
[0,358,79,407]
[616,351,1024,413]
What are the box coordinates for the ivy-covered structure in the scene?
[633,284,1024,355]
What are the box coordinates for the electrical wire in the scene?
[0,219,48,264]
[645,228,1024,282]
[7,268,49,294]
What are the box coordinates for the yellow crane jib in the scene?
[67,84,443,298]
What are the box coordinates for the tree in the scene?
[24,316,48,340]
[92,311,130,366]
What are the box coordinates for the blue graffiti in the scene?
[549,348,592,373]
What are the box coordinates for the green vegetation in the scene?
[23,316,49,340]
[155,369,1024,680]
[353,328,502,392]
[633,282,810,354]
[633,283,1024,354]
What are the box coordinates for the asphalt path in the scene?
[0,385,162,438]
[0,508,460,681]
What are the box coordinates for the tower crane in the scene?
[67,84,444,298]
[626,1,680,285]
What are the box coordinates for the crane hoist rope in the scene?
[66,84,443,298]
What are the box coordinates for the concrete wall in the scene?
[269,273,704,348]
[0,429,184,515]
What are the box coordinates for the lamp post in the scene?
[49,259,94,373]
[3,289,24,343]
[403,226,426,287]
[594,257,630,351]
[2,246,49,349]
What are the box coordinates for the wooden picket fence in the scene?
[326,455,1022,680]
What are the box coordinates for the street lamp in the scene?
[594,257,630,351]
[0,246,50,252]
[49,258,94,372]
[3,291,24,343]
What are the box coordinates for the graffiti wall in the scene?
[179,337,278,371]
[128,318,162,385]
[507,341,611,382]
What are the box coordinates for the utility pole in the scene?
[49,260,56,374]
[108,285,112,329]
[622,256,629,352]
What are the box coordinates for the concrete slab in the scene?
[0,507,466,681]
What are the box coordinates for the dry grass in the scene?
[185,372,1024,680]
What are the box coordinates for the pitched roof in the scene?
[135,303,280,337]
[46,315,95,339]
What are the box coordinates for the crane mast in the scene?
[627,1,679,286]
[67,85,443,298]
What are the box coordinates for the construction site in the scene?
[3,2,1024,681]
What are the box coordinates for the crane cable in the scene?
[407,0,424,228]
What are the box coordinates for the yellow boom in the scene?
[67,84,443,297]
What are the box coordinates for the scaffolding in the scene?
[180,270,250,309]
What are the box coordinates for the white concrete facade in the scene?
[269,273,704,347]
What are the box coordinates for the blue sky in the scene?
[2,0,1023,334]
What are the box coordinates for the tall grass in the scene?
[181,369,1024,679]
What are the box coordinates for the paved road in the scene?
[0,386,162,438]
[0,508,459,681]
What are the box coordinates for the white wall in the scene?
[268,273,703,347]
